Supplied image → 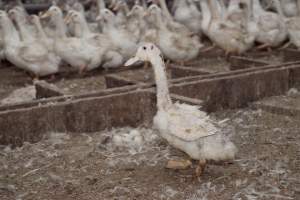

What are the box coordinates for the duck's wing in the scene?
[19,43,48,62]
[166,103,218,142]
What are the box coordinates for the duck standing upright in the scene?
[125,43,237,176]
[41,6,105,73]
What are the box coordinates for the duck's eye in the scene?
[151,45,154,50]
[143,46,147,50]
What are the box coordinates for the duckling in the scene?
[125,43,237,176]
[41,6,105,73]
[148,5,203,64]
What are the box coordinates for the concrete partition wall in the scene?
[0,91,156,146]
[170,67,292,112]
[1,64,300,146]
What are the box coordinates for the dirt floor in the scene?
[0,98,299,200]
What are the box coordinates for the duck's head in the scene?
[128,5,145,17]
[40,6,63,20]
[72,2,84,13]
[28,14,39,25]
[7,8,17,20]
[125,43,162,66]
[98,8,115,23]
[64,10,82,25]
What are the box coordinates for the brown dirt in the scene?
[0,104,299,200]
[54,75,107,95]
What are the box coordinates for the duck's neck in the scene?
[154,10,168,31]
[158,0,173,21]
[97,0,106,15]
[150,56,172,110]
[1,16,20,45]
[208,0,221,20]
[177,0,187,7]
[200,0,211,32]
[228,0,240,11]
[273,0,285,18]
[252,0,264,13]
[120,3,130,15]
[34,18,48,40]
[78,15,92,37]
[15,16,34,42]
[53,14,67,38]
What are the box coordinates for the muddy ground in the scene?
[0,100,299,200]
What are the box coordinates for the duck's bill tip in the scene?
[124,57,140,67]
[40,11,51,19]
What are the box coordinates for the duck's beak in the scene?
[96,15,102,21]
[125,56,141,66]
[40,11,51,19]
[64,13,72,24]
[126,11,133,17]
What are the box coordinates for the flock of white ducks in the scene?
[0,0,299,78]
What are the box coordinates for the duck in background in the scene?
[41,6,105,73]
[172,0,202,36]
[66,10,123,69]
[0,10,59,78]
[147,4,203,65]
[252,0,287,50]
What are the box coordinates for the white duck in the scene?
[67,10,123,69]
[112,0,130,27]
[148,5,202,64]
[0,10,59,77]
[225,0,248,29]
[100,8,138,60]
[279,0,299,17]
[205,0,256,55]
[126,4,148,43]
[42,6,105,73]
[125,43,237,176]
[252,0,287,48]
[274,0,300,48]
[29,15,61,68]
[172,0,202,35]
[155,0,192,36]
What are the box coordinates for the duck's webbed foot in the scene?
[195,159,206,177]
[257,43,271,51]
[200,44,216,53]
[166,159,192,170]
[279,42,291,50]
[79,65,87,74]
[143,61,149,69]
